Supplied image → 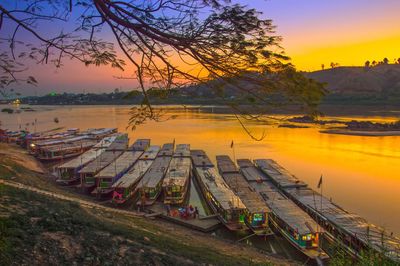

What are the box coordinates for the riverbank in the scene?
[0,143,294,266]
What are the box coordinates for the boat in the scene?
[162,144,192,205]
[159,142,174,157]
[91,150,143,198]
[255,159,400,263]
[78,134,128,192]
[216,155,272,235]
[36,139,97,161]
[191,150,247,231]
[139,145,160,160]
[238,159,326,260]
[111,159,154,204]
[136,146,171,206]
[81,128,117,140]
[131,138,150,151]
[29,135,90,155]
[56,135,123,185]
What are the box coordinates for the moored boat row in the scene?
[254,159,400,262]
[191,150,247,231]
[237,159,326,260]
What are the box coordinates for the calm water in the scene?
[1,104,400,236]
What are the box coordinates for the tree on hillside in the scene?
[321,64,325,70]
[372,60,377,66]
[365,61,370,68]
[383,58,389,64]
[0,1,325,138]
[397,58,400,64]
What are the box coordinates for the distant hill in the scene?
[306,64,400,95]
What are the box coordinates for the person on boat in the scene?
[166,204,171,216]
[188,205,195,218]
[194,207,199,219]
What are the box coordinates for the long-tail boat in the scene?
[91,149,143,198]
[56,135,120,185]
[191,150,246,231]
[111,159,154,204]
[159,142,174,157]
[162,144,192,205]
[238,159,326,260]
[78,134,128,192]
[255,159,400,263]
[131,139,150,151]
[216,155,272,235]
[136,145,171,206]
[37,139,98,161]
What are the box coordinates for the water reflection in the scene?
[1,104,399,235]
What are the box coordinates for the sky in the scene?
[2,0,400,95]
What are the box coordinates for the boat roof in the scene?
[163,157,191,187]
[139,145,160,160]
[86,128,116,136]
[159,143,174,157]
[93,135,119,148]
[57,148,107,169]
[173,144,191,157]
[286,187,400,260]
[35,135,89,147]
[266,196,321,235]
[40,140,97,152]
[95,151,142,178]
[137,156,171,188]
[130,139,150,151]
[78,150,123,174]
[216,155,239,174]
[254,159,307,188]
[222,173,270,214]
[191,150,214,167]
[105,134,128,151]
[239,165,268,182]
[194,166,245,210]
[112,160,154,188]
[236,159,254,168]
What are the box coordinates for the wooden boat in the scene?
[78,134,128,192]
[111,160,154,204]
[139,145,160,160]
[159,143,174,157]
[191,150,246,231]
[37,139,97,161]
[216,155,272,235]
[56,135,124,185]
[173,144,191,158]
[238,160,326,260]
[255,159,400,263]
[131,139,150,151]
[162,144,192,205]
[91,150,143,198]
[82,128,117,140]
[136,150,171,206]
[29,135,89,155]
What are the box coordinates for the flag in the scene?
[317,175,323,189]
[230,140,234,148]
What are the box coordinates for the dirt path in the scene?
[0,179,144,218]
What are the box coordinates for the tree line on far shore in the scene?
[321,57,400,70]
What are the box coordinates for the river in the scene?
[1,104,399,236]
